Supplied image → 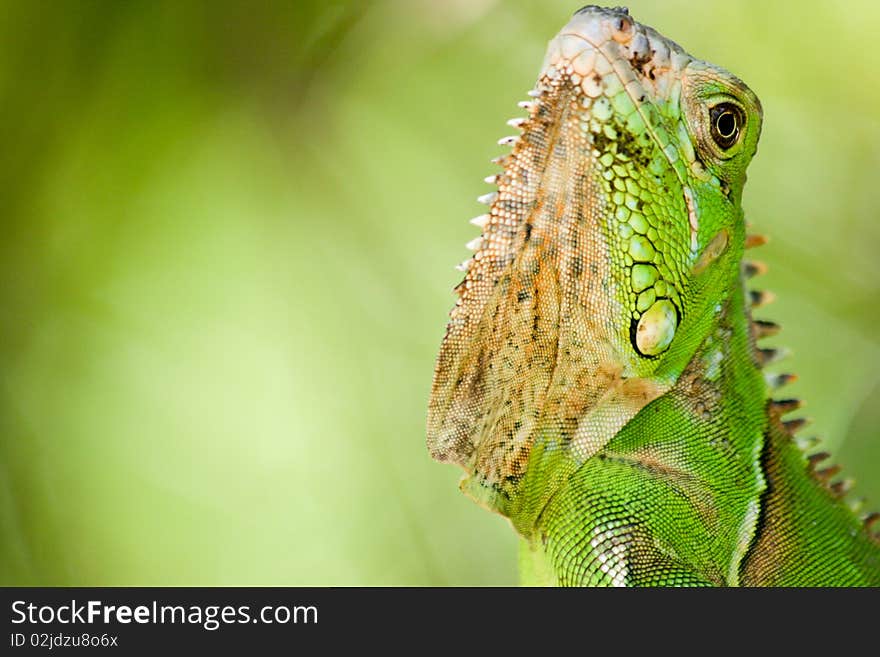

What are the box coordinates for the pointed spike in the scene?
[815,464,841,482]
[465,237,483,251]
[770,398,803,415]
[497,135,519,146]
[783,417,810,433]
[455,259,471,272]
[756,347,775,366]
[753,319,781,338]
[506,117,527,128]
[490,155,506,165]
[757,347,788,366]
[744,260,768,278]
[527,89,543,98]
[807,451,831,470]
[483,174,498,184]
[794,435,820,451]
[745,233,769,249]
[470,214,489,228]
[517,100,537,111]
[862,512,879,532]
[830,478,854,497]
[477,192,497,205]
[766,372,798,389]
[749,289,776,308]
[848,497,866,514]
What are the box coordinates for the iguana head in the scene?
[427,6,763,518]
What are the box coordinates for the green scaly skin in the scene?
[427,6,880,586]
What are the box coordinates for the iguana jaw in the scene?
[428,6,761,520]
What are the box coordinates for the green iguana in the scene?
[426,5,880,586]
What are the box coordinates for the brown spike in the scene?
[807,451,831,470]
[783,417,810,433]
[770,398,803,416]
[815,465,842,482]
[743,260,768,278]
[756,347,775,366]
[756,347,787,367]
[767,373,798,389]
[749,290,776,308]
[830,479,854,497]
[745,233,769,249]
[864,512,879,532]
[753,319,781,338]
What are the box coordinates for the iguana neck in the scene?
[520,274,880,585]
[519,273,765,585]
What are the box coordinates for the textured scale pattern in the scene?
[427,5,880,585]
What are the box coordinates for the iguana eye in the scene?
[709,103,744,149]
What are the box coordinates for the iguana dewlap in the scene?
[427,5,880,586]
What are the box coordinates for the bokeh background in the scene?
[1,0,878,585]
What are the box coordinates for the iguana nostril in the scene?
[612,16,635,43]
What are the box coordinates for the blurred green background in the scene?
[1,0,878,585]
